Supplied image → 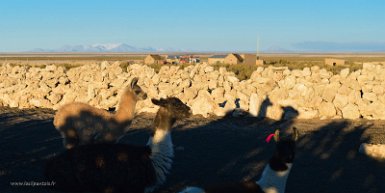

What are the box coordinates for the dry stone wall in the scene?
[1,61,385,120]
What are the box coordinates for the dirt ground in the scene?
[1,107,385,193]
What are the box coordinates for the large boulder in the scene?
[342,104,360,119]
[249,93,260,117]
[333,94,349,109]
[319,102,337,118]
[183,87,198,101]
[191,90,216,118]
[321,83,340,102]
[47,93,63,104]
[266,104,283,120]
[302,67,311,76]
[226,76,239,83]
[340,68,350,78]
[348,90,362,104]
[298,108,318,119]
[211,88,225,103]
[337,85,352,96]
[372,85,384,95]
[278,75,296,89]
[29,98,52,108]
[363,92,377,102]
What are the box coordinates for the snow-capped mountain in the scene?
[31,43,160,52]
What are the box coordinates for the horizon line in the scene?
[1,51,385,55]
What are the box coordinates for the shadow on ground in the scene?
[0,107,385,193]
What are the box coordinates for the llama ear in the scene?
[292,127,299,141]
[151,99,161,106]
[130,77,139,88]
[274,129,280,142]
[152,98,167,107]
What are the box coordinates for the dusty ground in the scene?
[1,107,385,193]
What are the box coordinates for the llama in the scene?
[45,97,192,193]
[53,77,147,149]
[179,127,299,193]
[359,143,385,161]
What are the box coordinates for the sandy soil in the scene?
[1,107,385,193]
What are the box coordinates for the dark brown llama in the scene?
[179,127,299,193]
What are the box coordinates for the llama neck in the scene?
[256,161,292,193]
[145,129,174,193]
[114,90,137,123]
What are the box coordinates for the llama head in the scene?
[129,77,147,100]
[61,128,79,150]
[273,127,299,164]
[152,97,192,130]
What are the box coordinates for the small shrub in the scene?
[56,63,81,71]
[119,61,130,72]
[145,63,163,73]
[212,63,259,80]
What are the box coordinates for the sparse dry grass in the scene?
[212,63,259,80]
[56,63,83,70]
[263,59,364,74]
[2,53,384,78]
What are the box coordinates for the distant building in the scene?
[189,56,200,63]
[208,53,264,65]
[240,54,257,65]
[325,58,345,66]
[208,55,226,64]
[179,55,196,64]
[166,55,200,64]
[224,53,243,64]
[166,55,180,64]
[144,54,166,65]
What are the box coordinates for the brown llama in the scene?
[53,77,147,149]
[45,97,192,193]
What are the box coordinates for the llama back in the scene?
[53,102,113,128]
[53,102,116,148]
[52,78,147,149]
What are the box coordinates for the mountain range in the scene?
[30,43,179,52]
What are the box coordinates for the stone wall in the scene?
[1,61,385,119]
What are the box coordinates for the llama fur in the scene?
[179,128,299,193]
[45,97,191,193]
[53,77,147,149]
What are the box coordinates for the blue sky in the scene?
[0,0,384,52]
